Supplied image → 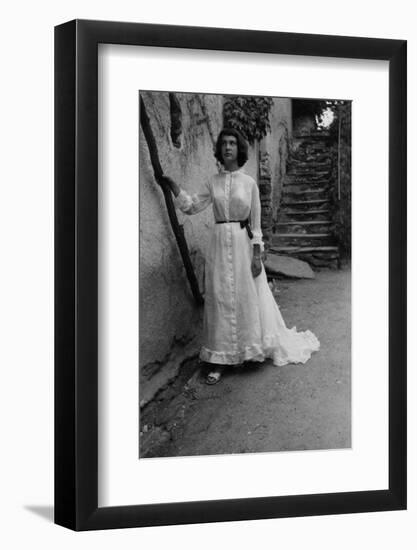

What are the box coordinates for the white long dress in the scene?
[176,167,320,366]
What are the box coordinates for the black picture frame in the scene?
[54,19,407,531]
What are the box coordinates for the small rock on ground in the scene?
[265,254,315,279]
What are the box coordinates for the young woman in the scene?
[166,128,319,384]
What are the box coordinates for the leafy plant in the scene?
[223,96,273,143]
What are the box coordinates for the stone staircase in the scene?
[271,133,340,269]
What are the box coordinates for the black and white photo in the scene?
[139,91,351,458]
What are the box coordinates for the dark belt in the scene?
[215,219,253,239]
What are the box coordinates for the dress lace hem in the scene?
[200,329,320,367]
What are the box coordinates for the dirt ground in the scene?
[140,267,351,458]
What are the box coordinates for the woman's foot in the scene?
[206,367,223,385]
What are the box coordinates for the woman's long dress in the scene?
[176,167,320,366]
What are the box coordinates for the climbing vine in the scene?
[223,96,273,144]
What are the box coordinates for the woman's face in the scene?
[221,135,238,165]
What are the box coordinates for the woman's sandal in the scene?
[206,368,222,385]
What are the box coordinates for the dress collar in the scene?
[219,166,244,175]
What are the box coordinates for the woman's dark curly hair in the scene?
[214,127,249,167]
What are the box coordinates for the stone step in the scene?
[290,153,331,164]
[283,181,330,192]
[293,138,330,146]
[287,168,331,178]
[275,220,333,234]
[270,245,339,254]
[272,233,335,247]
[284,175,331,185]
[283,188,329,201]
[284,208,331,216]
[293,145,330,156]
[288,160,331,170]
[281,209,331,222]
[282,198,331,209]
[292,147,330,157]
[285,175,331,185]
[293,140,329,148]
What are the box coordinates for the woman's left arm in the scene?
[250,180,264,278]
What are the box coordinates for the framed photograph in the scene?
[55,19,406,530]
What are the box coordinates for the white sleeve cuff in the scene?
[175,189,193,212]
[252,231,264,251]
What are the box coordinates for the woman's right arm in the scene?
[163,176,212,215]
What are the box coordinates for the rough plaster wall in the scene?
[263,99,292,225]
[139,91,223,405]
[244,141,258,181]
